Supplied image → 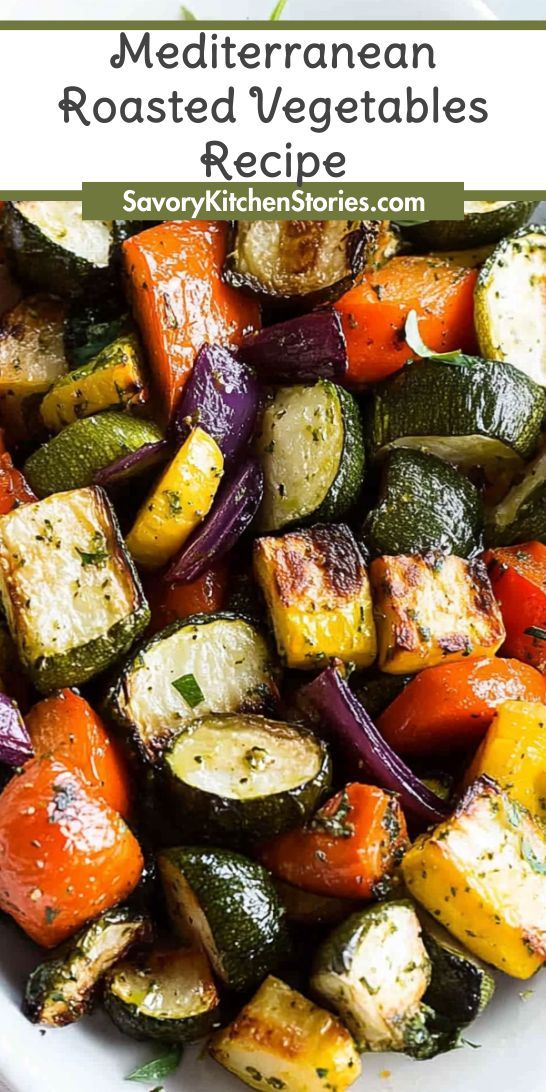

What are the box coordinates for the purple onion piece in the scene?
[238,311,348,383]
[170,344,259,467]
[93,439,171,487]
[165,457,264,584]
[300,666,449,828]
[0,693,33,768]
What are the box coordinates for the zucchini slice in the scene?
[105,612,279,761]
[224,219,379,311]
[311,901,430,1053]
[40,335,148,432]
[64,301,132,368]
[210,975,361,1092]
[401,201,537,251]
[24,412,163,498]
[0,485,150,692]
[23,907,151,1028]
[255,381,364,533]
[4,202,114,298]
[366,357,545,475]
[420,913,495,1028]
[159,847,288,991]
[486,448,546,545]
[104,943,219,1043]
[0,295,67,445]
[163,713,331,844]
[362,448,483,558]
[475,225,546,383]
[254,524,376,670]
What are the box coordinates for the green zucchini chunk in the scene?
[223,219,379,311]
[0,485,150,693]
[24,412,163,498]
[4,202,114,298]
[311,900,459,1060]
[274,880,356,928]
[159,846,288,992]
[420,913,495,1028]
[475,225,546,384]
[104,943,219,1043]
[362,448,483,558]
[163,713,331,844]
[486,448,546,545]
[349,672,411,720]
[64,301,132,368]
[255,381,365,533]
[105,612,279,762]
[400,201,537,252]
[23,907,151,1028]
[366,357,545,475]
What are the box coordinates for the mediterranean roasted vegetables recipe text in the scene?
[0,202,545,1090]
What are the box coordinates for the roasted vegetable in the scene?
[3,202,114,298]
[0,295,67,445]
[159,846,287,991]
[165,457,263,584]
[255,381,364,533]
[310,901,450,1057]
[93,439,171,488]
[362,448,482,558]
[210,975,361,1092]
[300,666,448,827]
[105,612,278,761]
[403,776,546,979]
[401,201,537,250]
[254,524,376,671]
[464,699,546,818]
[26,688,131,817]
[0,692,33,767]
[335,254,478,384]
[366,357,545,475]
[260,782,408,901]
[0,757,143,947]
[274,880,356,928]
[0,485,150,692]
[486,449,546,546]
[378,656,546,757]
[145,560,228,634]
[40,334,148,432]
[0,430,36,514]
[484,542,546,672]
[475,225,546,383]
[125,426,224,569]
[64,302,132,368]
[238,310,348,383]
[124,220,260,422]
[24,413,163,498]
[24,907,151,1027]
[224,219,378,311]
[163,713,331,844]
[171,342,259,467]
[420,912,495,1027]
[104,943,219,1043]
[369,553,505,674]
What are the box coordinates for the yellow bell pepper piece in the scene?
[464,699,546,819]
[41,335,147,432]
[126,426,223,569]
[403,777,546,979]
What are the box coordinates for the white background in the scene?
[0,27,543,189]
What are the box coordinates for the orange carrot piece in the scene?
[144,559,229,635]
[0,758,143,947]
[26,689,131,818]
[123,221,260,422]
[335,255,478,385]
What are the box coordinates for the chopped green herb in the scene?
[172,673,205,709]
[521,839,546,874]
[404,309,466,364]
[76,531,109,567]
[126,1047,182,1083]
[310,788,354,839]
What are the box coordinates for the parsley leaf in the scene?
[521,839,546,875]
[126,1047,182,1083]
[404,309,466,364]
[172,673,205,708]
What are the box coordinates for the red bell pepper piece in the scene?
[0,430,36,515]
[483,542,546,673]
